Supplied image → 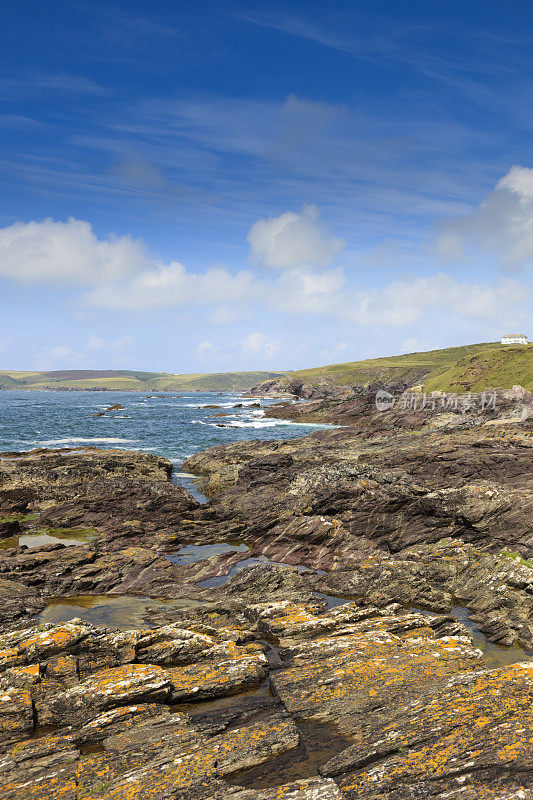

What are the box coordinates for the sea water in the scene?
[0,391,330,498]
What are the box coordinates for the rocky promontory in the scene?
[0,395,532,797]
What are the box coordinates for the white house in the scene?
[501,334,529,345]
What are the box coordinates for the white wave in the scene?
[184,400,260,409]
[191,418,331,429]
[35,437,138,446]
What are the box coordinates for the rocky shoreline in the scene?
[0,390,532,798]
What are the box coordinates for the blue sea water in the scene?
[0,391,330,498]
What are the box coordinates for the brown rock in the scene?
[0,689,33,747]
[48,663,171,725]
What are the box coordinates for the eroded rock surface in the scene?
[0,447,198,552]
[0,600,531,798]
[0,404,532,797]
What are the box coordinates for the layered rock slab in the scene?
[0,603,532,798]
[330,662,533,798]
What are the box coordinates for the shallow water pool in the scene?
[38,594,207,629]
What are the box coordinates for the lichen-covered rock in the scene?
[0,689,33,747]
[311,539,533,650]
[331,662,533,797]
[75,710,299,800]
[246,600,460,646]
[0,427,532,799]
[172,777,343,799]
[15,621,93,661]
[167,651,268,702]
[0,664,40,691]
[0,768,78,800]
[135,625,226,666]
[48,663,171,725]
[0,731,79,786]
[270,632,482,734]
[75,703,169,745]
[0,605,532,798]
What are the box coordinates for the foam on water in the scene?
[32,437,138,446]
[192,418,334,429]
[0,391,333,485]
[183,400,260,409]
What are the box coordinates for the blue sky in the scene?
[0,0,532,372]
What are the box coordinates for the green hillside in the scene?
[270,342,533,393]
[0,369,284,392]
[422,346,533,393]
[2,342,531,394]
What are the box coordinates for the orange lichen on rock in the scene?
[0,688,33,747]
[48,663,171,725]
[167,652,268,702]
[0,770,78,800]
[334,662,533,797]
[271,633,482,732]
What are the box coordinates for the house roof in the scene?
[502,334,527,338]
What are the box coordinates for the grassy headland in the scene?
[0,369,284,392]
[255,342,533,393]
[3,342,531,394]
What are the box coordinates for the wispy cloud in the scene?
[0,72,111,98]
[0,114,48,129]
[31,72,111,96]
[1,87,496,241]
[237,8,530,92]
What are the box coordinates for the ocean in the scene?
[0,391,330,499]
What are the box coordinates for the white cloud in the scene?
[85,263,258,309]
[32,73,111,95]
[208,307,250,324]
[347,274,528,327]
[36,344,84,369]
[437,165,533,269]
[241,331,281,359]
[0,218,148,286]
[271,266,345,313]
[268,268,528,329]
[2,208,528,356]
[196,340,213,355]
[247,204,344,269]
[90,204,345,312]
[498,165,533,196]
[85,334,134,352]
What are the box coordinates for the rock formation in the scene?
[0,393,532,797]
